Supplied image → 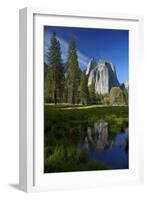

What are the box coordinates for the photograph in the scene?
[44,26,129,173]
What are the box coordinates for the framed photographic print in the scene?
[19,8,144,192]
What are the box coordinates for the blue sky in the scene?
[44,26,128,83]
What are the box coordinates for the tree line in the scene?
[44,32,128,105]
[44,32,89,104]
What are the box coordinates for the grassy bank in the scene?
[44,104,128,132]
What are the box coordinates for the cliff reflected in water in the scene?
[45,118,129,172]
[84,120,110,151]
[78,120,128,169]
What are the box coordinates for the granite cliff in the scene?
[86,59,120,94]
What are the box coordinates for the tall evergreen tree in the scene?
[79,73,89,104]
[89,78,96,104]
[44,33,64,103]
[44,67,54,103]
[66,39,81,104]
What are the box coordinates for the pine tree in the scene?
[79,73,89,104]
[89,78,96,104]
[44,33,64,103]
[44,67,54,103]
[66,39,81,104]
[56,41,65,102]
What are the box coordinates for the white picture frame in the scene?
[19,7,144,192]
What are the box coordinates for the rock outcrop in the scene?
[85,58,97,76]
[86,59,120,94]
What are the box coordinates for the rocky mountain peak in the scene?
[86,59,120,94]
[85,58,97,76]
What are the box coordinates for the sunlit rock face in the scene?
[84,120,112,151]
[87,59,120,94]
[85,58,97,76]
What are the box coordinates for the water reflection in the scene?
[78,120,129,169]
[45,119,129,172]
[84,120,111,151]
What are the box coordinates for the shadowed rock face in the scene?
[85,58,97,76]
[87,59,120,94]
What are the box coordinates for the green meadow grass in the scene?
[44,104,128,131]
